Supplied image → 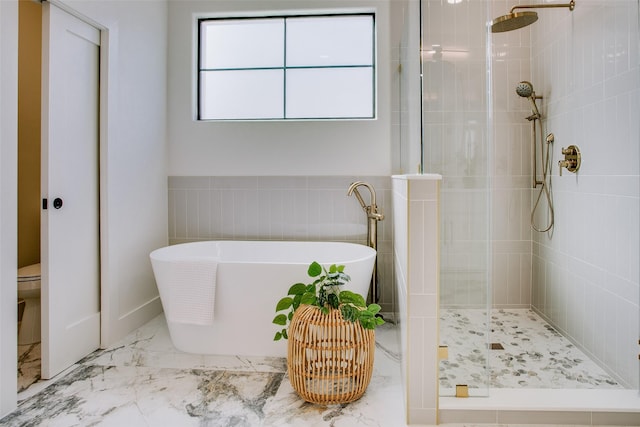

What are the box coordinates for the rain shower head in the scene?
[491,0,575,33]
[516,81,541,120]
[491,11,538,33]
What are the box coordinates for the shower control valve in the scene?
[558,145,581,176]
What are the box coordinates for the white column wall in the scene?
[392,174,441,425]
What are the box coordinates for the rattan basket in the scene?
[287,304,375,404]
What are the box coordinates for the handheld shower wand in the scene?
[515,81,554,233]
[516,81,541,120]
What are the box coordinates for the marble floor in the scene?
[439,309,623,394]
[6,314,405,427]
[18,342,41,393]
[5,309,630,427]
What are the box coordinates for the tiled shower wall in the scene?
[422,1,499,308]
[422,0,638,387]
[530,0,639,388]
[167,176,395,314]
[490,0,535,309]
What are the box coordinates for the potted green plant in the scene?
[272,261,384,340]
[273,261,384,404]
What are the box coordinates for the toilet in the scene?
[17,263,41,345]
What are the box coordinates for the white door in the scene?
[41,2,100,379]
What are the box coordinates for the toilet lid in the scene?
[18,263,41,281]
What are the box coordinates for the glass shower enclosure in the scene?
[419,0,493,397]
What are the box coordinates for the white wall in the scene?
[1,0,169,417]
[0,0,19,418]
[392,174,441,425]
[530,0,639,388]
[167,0,393,176]
[59,0,169,344]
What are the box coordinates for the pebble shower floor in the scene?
[439,308,623,392]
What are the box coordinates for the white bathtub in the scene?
[149,241,376,357]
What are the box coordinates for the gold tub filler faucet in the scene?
[347,181,384,304]
[558,144,581,176]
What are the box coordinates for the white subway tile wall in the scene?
[167,175,396,314]
[530,0,639,389]
[424,0,638,388]
[392,175,441,425]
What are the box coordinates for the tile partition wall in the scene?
[392,174,441,425]
[528,0,640,388]
[167,175,395,314]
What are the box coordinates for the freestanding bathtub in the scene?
[149,241,376,357]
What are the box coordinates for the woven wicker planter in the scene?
[287,304,375,404]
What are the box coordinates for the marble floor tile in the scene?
[6,314,404,427]
[7,310,630,427]
[439,308,623,392]
[17,343,41,393]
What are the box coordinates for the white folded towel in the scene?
[157,257,218,326]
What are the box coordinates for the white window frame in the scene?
[196,12,377,122]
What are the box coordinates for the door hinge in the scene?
[42,198,47,210]
[456,384,469,398]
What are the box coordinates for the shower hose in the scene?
[530,118,554,233]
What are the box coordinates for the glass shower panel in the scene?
[420,0,492,398]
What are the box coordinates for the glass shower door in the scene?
[419,0,492,398]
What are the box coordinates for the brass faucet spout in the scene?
[347,181,377,208]
[348,186,368,210]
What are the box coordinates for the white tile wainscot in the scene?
[392,174,442,425]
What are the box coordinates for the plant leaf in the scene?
[360,318,376,329]
[275,297,293,312]
[272,314,287,325]
[340,304,358,322]
[359,310,374,319]
[292,293,302,309]
[282,329,288,339]
[308,261,322,277]
[274,331,282,341]
[300,292,316,305]
[288,283,307,296]
[327,293,339,309]
[339,290,366,307]
[329,264,337,274]
[367,303,382,315]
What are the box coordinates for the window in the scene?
[197,13,375,121]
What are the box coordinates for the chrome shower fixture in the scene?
[516,81,542,120]
[491,0,575,33]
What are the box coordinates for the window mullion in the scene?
[283,17,287,119]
